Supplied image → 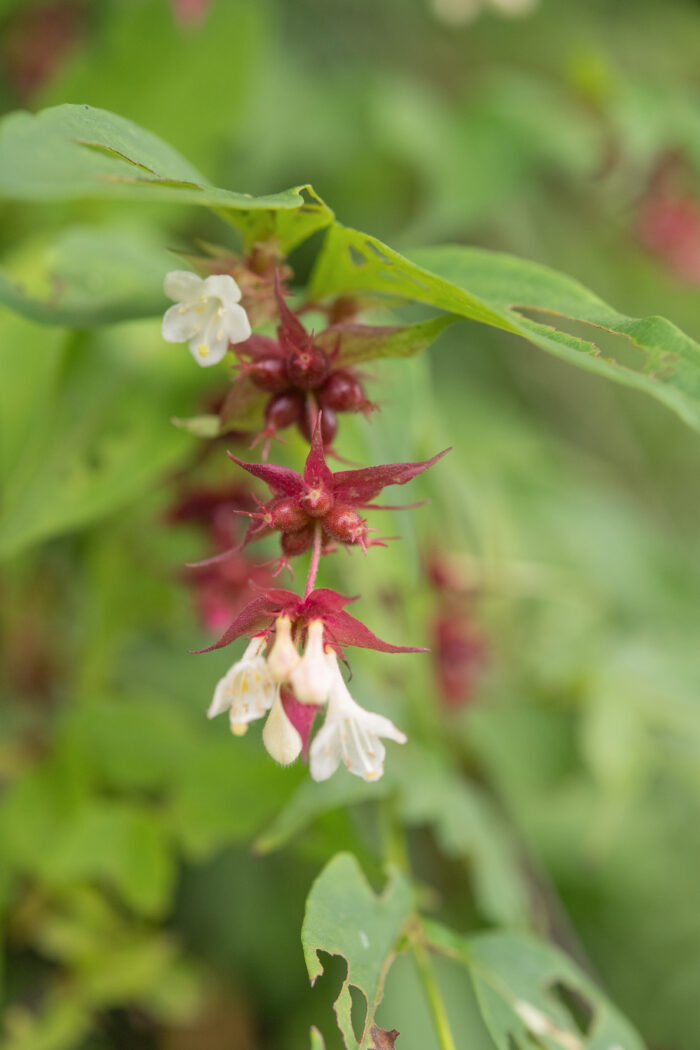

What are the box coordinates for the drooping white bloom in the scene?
[207,636,276,735]
[162,270,251,367]
[290,620,336,705]
[309,663,406,782]
[262,692,303,766]
[266,616,301,683]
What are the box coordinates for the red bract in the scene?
[228,416,448,557]
[191,585,427,657]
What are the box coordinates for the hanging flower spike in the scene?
[309,660,407,782]
[162,271,251,366]
[228,415,449,556]
[207,636,277,734]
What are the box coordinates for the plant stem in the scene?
[411,938,458,1050]
[305,523,323,598]
[379,800,458,1050]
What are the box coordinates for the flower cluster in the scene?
[199,587,420,780]
[163,254,450,781]
[228,415,447,565]
[233,273,375,449]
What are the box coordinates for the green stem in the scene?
[411,938,458,1050]
[378,800,457,1050]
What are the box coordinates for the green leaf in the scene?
[310,224,513,330]
[310,224,700,433]
[0,324,191,560]
[426,924,646,1050]
[0,104,332,251]
[302,853,414,1050]
[46,802,175,918]
[0,226,172,326]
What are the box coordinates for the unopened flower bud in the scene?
[299,485,334,518]
[262,691,302,765]
[266,615,300,681]
[286,344,329,389]
[265,390,305,431]
[272,497,311,533]
[319,370,366,412]
[298,406,337,445]
[290,620,336,704]
[322,505,367,545]
[248,356,289,392]
[281,525,315,557]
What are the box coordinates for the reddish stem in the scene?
[304,523,323,599]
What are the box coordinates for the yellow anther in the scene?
[198,343,210,357]
[230,722,248,737]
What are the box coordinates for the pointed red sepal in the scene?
[227,451,305,498]
[323,609,428,654]
[302,414,334,491]
[189,595,276,653]
[274,269,308,348]
[332,448,451,505]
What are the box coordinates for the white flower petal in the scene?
[188,331,229,367]
[263,692,302,765]
[267,616,301,682]
[162,303,199,343]
[207,638,274,721]
[308,716,343,781]
[309,673,406,783]
[220,301,252,345]
[202,273,243,307]
[164,270,204,303]
[291,621,335,704]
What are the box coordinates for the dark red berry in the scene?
[248,356,289,392]
[286,344,329,389]
[299,485,334,518]
[322,505,366,545]
[265,390,305,430]
[272,497,310,533]
[281,524,315,556]
[298,406,337,445]
[319,370,366,412]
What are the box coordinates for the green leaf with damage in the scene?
[310,223,700,433]
[302,853,413,1050]
[425,923,647,1050]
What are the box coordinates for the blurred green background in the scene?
[2,1,700,1047]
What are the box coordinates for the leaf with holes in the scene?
[302,853,414,1050]
[310,224,700,433]
[425,923,646,1050]
[0,105,332,252]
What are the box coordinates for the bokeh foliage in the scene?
[2,1,700,1048]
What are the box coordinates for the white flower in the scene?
[290,620,336,704]
[266,616,301,682]
[262,692,302,766]
[207,636,276,735]
[162,270,251,367]
[309,664,406,782]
